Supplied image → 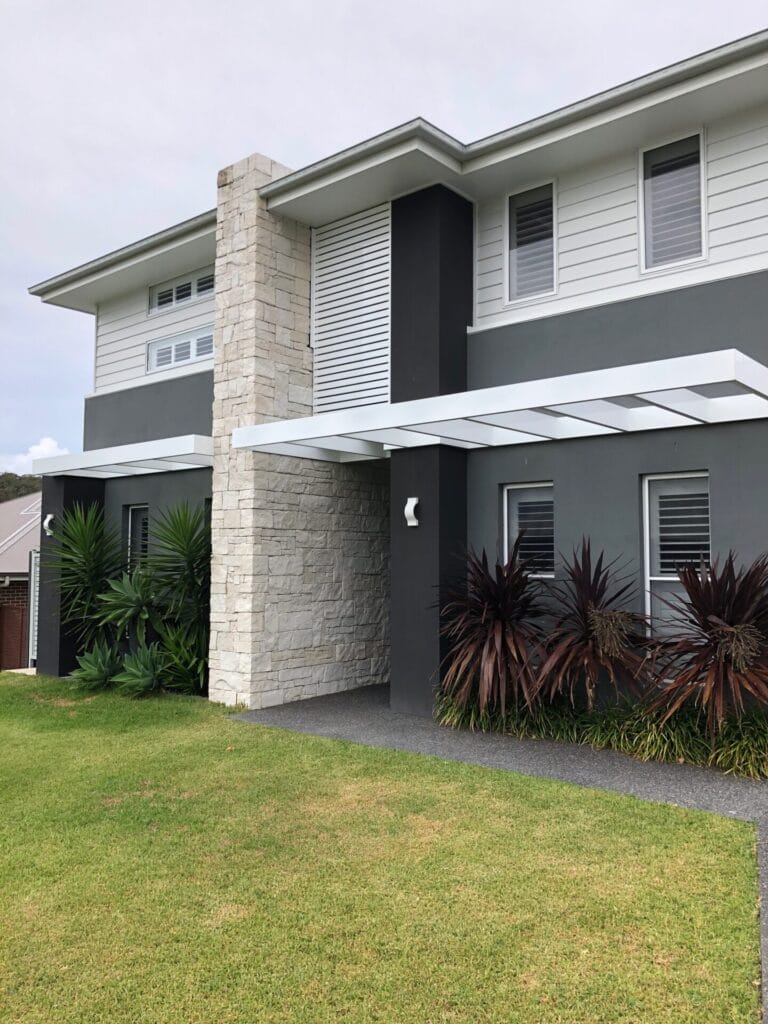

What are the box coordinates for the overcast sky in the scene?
[1,0,766,472]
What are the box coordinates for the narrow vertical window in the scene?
[508,183,555,300]
[127,505,149,570]
[643,135,702,269]
[504,483,555,576]
[644,474,710,628]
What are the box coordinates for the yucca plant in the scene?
[647,553,768,738]
[96,569,162,647]
[46,503,122,648]
[439,539,545,717]
[69,640,122,691]
[149,503,211,632]
[535,540,647,708]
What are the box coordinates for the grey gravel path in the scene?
[235,684,768,1019]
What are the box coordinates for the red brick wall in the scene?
[0,580,29,670]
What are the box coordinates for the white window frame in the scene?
[147,266,215,315]
[126,504,149,569]
[502,178,558,307]
[641,471,709,622]
[502,481,555,578]
[146,327,214,374]
[637,130,708,276]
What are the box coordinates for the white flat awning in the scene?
[32,435,214,478]
[233,350,768,463]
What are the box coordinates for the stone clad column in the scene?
[208,154,390,707]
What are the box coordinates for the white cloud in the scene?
[0,437,69,476]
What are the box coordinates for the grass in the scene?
[0,672,761,1023]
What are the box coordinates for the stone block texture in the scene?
[208,154,390,707]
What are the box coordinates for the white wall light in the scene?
[404,497,419,527]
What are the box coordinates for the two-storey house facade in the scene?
[31,30,768,715]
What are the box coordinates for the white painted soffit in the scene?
[232,350,768,463]
[261,31,768,225]
[28,210,217,313]
[32,435,214,479]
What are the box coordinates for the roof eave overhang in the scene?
[28,210,217,313]
[262,31,768,226]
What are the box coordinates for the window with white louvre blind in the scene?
[146,327,214,372]
[504,482,555,576]
[642,135,703,270]
[644,473,710,628]
[311,204,391,412]
[149,267,215,312]
[507,183,555,301]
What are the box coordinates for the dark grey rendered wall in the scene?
[389,185,473,716]
[83,371,213,449]
[38,372,213,676]
[466,271,768,605]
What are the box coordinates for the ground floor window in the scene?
[643,472,710,628]
[127,504,149,569]
[503,482,554,576]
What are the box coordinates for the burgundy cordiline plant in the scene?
[439,538,545,717]
[535,540,647,709]
[647,552,768,738]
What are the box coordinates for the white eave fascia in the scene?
[260,29,768,211]
[28,209,217,311]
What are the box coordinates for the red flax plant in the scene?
[535,540,648,709]
[647,553,768,738]
[439,538,545,718]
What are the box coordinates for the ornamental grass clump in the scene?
[535,540,647,708]
[439,538,545,717]
[647,553,768,738]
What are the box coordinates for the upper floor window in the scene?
[149,267,215,312]
[507,183,555,301]
[147,327,214,372]
[641,135,703,270]
[504,482,555,577]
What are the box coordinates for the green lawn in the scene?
[0,673,760,1023]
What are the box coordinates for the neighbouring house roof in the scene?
[28,209,217,313]
[261,29,768,225]
[0,492,41,577]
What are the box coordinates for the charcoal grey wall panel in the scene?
[103,469,212,534]
[83,371,213,449]
[468,271,768,389]
[468,419,768,614]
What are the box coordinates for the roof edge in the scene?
[260,28,768,201]
[28,208,217,299]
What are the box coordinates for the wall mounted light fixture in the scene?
[404,497,419,527]
[43,513,55,537]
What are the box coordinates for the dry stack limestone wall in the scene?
[208,153,390,707]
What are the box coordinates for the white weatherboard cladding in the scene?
[94,286,215,392]
[311,204,391,412]
[475,102,768,328]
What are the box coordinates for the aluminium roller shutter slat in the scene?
[311,203,391,413]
